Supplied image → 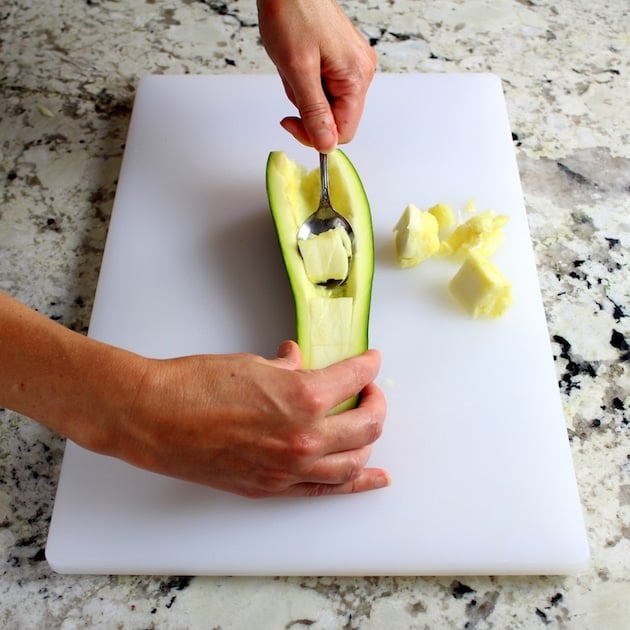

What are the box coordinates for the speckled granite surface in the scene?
[1,0,628,628]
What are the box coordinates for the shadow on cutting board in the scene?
[204,191,295,359]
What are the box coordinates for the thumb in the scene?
[273,340,303,370]
[281,76,338,153]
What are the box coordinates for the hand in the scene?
[257,0,377,152]
[111,341,389,498]
[1,292,388,500]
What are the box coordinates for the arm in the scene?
[257,0,377,152]
[0,291,143,455]
[0,291,389,497]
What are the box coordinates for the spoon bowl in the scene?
[297,153,355,288]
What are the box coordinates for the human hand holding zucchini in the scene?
[117,341,389,498]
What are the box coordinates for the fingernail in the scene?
[276,339,294,358]
[374,472,392,490]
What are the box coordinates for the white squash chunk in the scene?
[394,203,440,267]
[449,251,513,318]
[427,202,455,232]
[298,226,351,284]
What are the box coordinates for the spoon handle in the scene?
[319,152,331,205]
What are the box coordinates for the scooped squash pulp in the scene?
[265,150,374,409]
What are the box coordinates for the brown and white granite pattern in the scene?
[1,0,628,628]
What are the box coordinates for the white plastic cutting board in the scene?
[46,73,589,576]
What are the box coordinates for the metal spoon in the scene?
[297,152,355,288]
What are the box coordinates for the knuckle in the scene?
[285,49,319,76]
[340,70,365,94]
[299,100,334,122]
[339,57,375,92]
[365,412,384,443]
[287,430,320,461]
[344,450,369,483]
[295,378,327,417]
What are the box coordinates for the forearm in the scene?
[0,291,145,454]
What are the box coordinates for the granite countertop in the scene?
[1,0,628,627]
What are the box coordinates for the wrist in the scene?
[62,338,150,460]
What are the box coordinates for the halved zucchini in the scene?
[265,150,374,410]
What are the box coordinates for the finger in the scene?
[281,67,339,153]
[324,55,377,145]
[279,116,313,148]
[277,75,316,147]
[280,468,392,497]
[320,381,386,452]
[307,349,382,412]
[302,444,373,485]
[273,339,303,370]
[330,89,370,145]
